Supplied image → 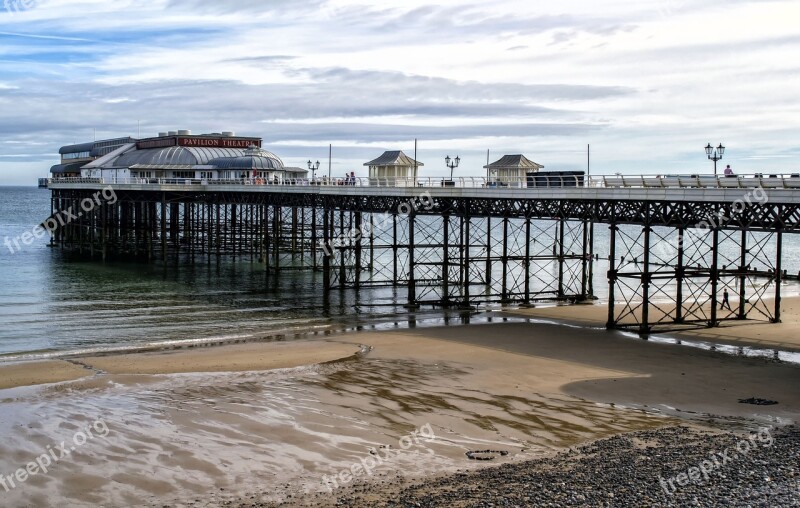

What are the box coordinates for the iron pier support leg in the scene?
[581,219,589,300]
[738,229,747,319]
[486,217,492,287]
[101,203,107,262]
[291,207,298,254]
[641,226,651,336]
[323,205,331,291]
[606,224,618,329]
[588,221,595,298]
[369,213,375,271]
[710,228,719,327]
[355,212,363,286]
[261,205,268,265]
[339,210,347,286]
[160,193,167,261]
[501,217,509,302]
[774,229,783,323]
[50,194,55,248]
[392,214,399,285]
[407,212,417,306]
[272,204,280,269]
[215,203,221,259]
[463,214,471,306]
[675,227,685,323]
[524,217,531,304]
[558,218,566,299]
[443,215,450,306]
[311,207,318,270]
[231,203,237,261]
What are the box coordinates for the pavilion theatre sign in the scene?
[179,137,261,148]
[137,137,262,150]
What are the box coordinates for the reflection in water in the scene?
[0,353,668,507]
[2,186,800,360]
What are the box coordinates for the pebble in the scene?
[221,425,800,507]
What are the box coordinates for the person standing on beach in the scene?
[721,289,732,311]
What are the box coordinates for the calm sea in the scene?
[1,186,798,360]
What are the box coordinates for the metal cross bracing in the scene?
[324,209,594,307]
[607,223,782,334]
[46,186,796,333]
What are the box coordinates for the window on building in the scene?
[200,171,214,180]
[63,151,91,160]
[173,171,196,179]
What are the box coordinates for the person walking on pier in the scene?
[721,289,732,311]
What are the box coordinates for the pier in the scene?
[43,174,800,335]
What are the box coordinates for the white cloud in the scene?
[0,0,799,185]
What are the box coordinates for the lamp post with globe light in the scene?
[705,143,725,176]
[445,155,460,182]
[307,160,320,183]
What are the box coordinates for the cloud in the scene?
[164,0,327,14]
[1,0,800,185]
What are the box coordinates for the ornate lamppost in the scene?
[307,160,320,183]
[444,155,460,182]
[705,143,725,176]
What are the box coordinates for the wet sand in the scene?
[0,312,798,506]
[509,295,800,351]
[0,340,364,389]
[0,324,675,507]
[0,360,90,390]
[79,340,364,375]
[272,425,800,508]
[408,322,800,423]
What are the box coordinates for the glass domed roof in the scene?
[208,146,285,171]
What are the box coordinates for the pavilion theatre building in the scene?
[51,131,306,183]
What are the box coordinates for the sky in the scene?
[0,0,799,185]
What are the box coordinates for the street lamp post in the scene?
[307,160,320,183]
[444,155,460,181]
[705,143,725,176]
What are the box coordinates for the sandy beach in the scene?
[0,302,798,506]
[509,294,800,351]
[0,361,90,391]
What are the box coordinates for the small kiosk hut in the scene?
[484,154,543,187]
[365,151,423,185]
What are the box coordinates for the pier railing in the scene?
[43,173,800,189]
